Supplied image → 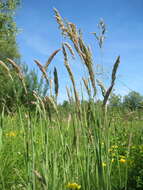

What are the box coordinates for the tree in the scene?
[0,0,49,112]
[123,91,143,110]
[0,0,21,112]
[21,65,49,110]
[0,0,20,61]
[109,93,122,108]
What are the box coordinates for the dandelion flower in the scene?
[6,131,16,137]
[102,162,106,167]
[119,158,126,163]
[66,182,81,189]
[111,145,118,149]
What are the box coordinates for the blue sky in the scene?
[15,0,143,102]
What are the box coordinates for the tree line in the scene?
[0,0,48,113]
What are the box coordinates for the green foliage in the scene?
[127,145,143,190]
[22,64,49,107]
[0,0,20,112]
[0,0,20,61]
[109,93,122,108]
[0,0,49,113]
[0,105,143,190]
[61,100,72,112]
[123,91,143,110]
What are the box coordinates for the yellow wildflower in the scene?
[119,158,126,163]
[6,131,16,137]
[102,162,106,167]
[108,148,112,152]
[66,182,81,189]
[111,145,118,149]
[111,158,114,163]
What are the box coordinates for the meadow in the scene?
[0,9,143,190]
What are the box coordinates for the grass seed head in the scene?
[45,48,61,70]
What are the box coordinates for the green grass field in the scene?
[0,105,143,190]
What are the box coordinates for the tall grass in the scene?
[0,105,142,189]
[0,9,142,190]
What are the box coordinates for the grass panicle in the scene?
[62,44,80,108]
[34,59,49,84]
[63,42,75,58]
[53,67,59,99]
[103,56,120,108]
[45,48,61,71]
[7,58,27,94]
[82,77,91,97]
[0,60,13,81]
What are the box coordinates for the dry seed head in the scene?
[78,38,96,96]
[62,45,80,107]
[7,58,27,94]
[62,44,68,62]
[0,60,10,73]
[53,8,67,35]
[63,57,75,88]
[49,79,53,91]
[82,77,91,96]
[65,63,75,87]
[45,96,58,114]
[34,170,46,186]
[66,86,73,103]
[96,79,106,98]
[45,48,61,70]
[55,9,96,96]
[33,90,39,99]
[54,9,84,59]
[103,56,120,108]
[7,58,20,73]
[69,22,77,35]
[33,91,45,110]
[34,60,49,83]
[87,65,96,96]
[0,60,13,81]
[40,98,46,111]
[74,88,80,106]
[33,91,41,103]
[82,77,88,89]
[78,37,88,61]
[21,79,28,94]
[53,8,64,27]
[63,42,75,58]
